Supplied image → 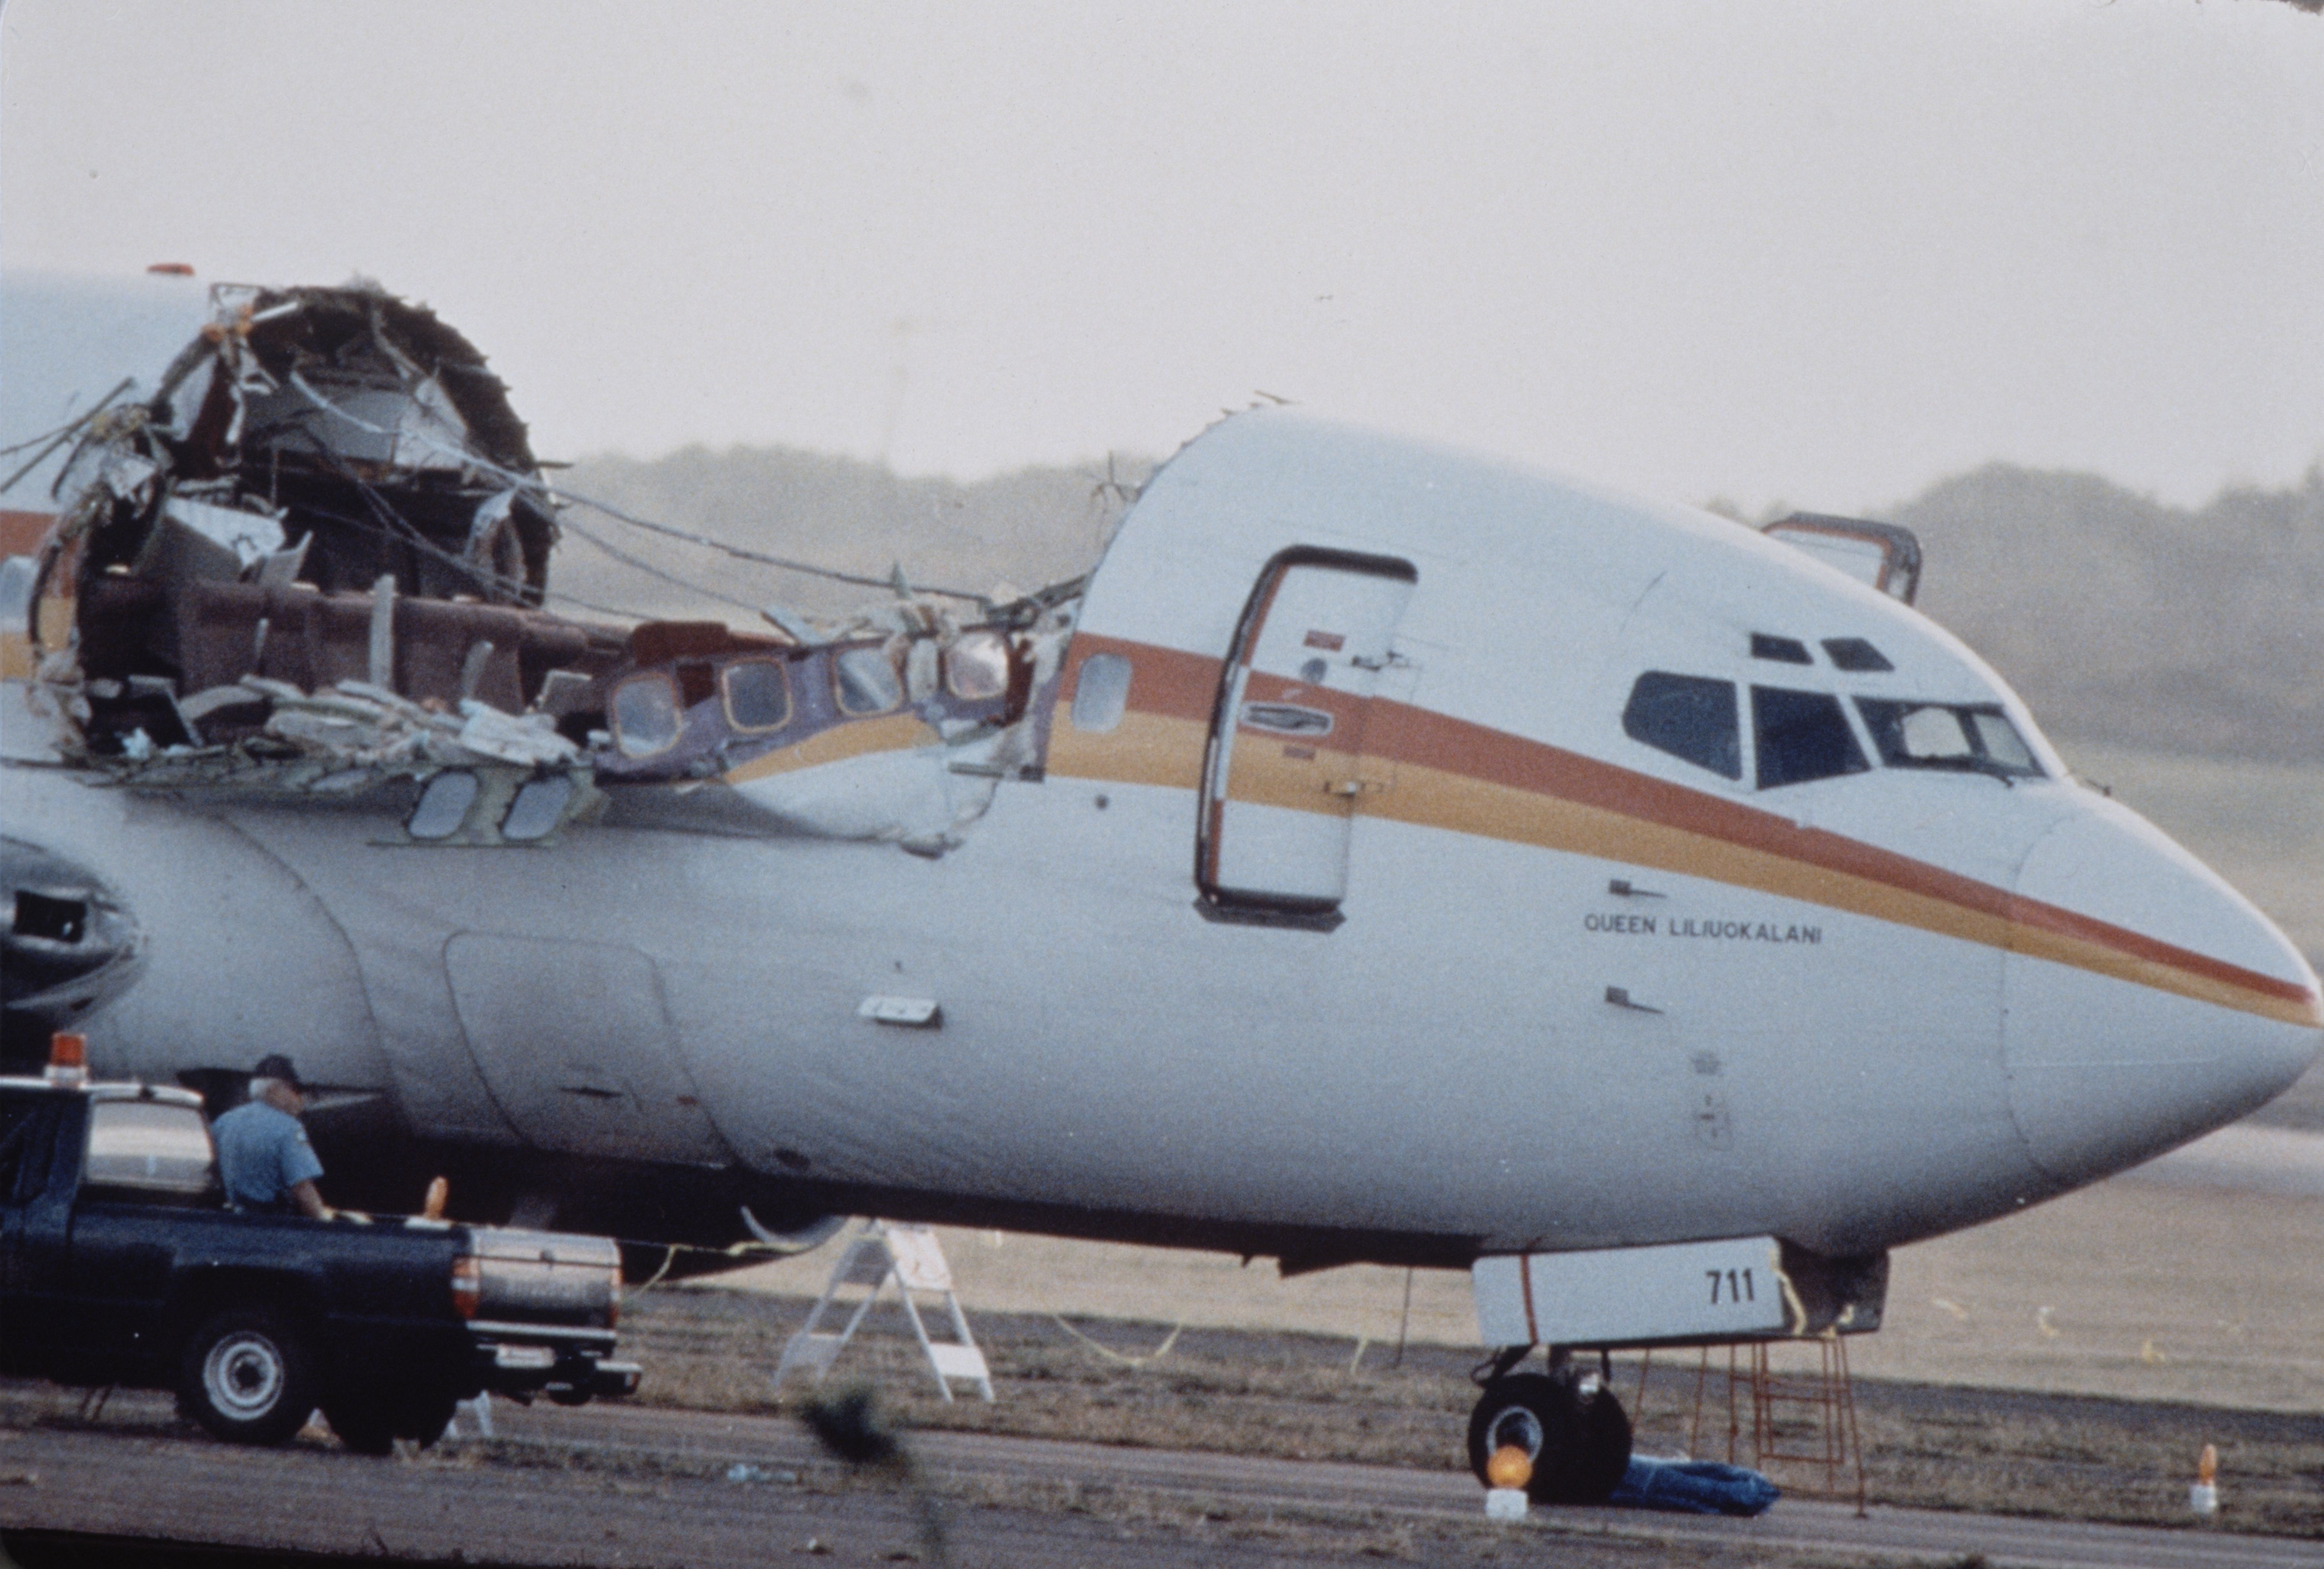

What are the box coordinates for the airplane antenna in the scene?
[1089,452,1142,509]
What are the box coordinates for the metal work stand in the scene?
[774,1219,994,1402]
[1633,1339,1867,1514]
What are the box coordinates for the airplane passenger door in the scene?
[1198,551,1416,927]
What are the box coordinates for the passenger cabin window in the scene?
[944,631,1012,701]
[1070,652,1133,733]
[611,674,682,756]
[833,646,904,715]
[1750,634,1813,665]
[500,776,572,841]
[722,659,792,732]
[1753,686,1869,788]
[1856,699,2044,780]
[84,1100,216,1200]
[1623,672,1741,780]
[407,771,479,839]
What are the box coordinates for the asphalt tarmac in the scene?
[0,1383,2316,1569]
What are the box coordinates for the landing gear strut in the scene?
[1467,1347,1632,1504]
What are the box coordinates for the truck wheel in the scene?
[322,1393,397,1456]
[394,1389,459,1448]
[177,1306,317,1447]
[327,1386,457,1453]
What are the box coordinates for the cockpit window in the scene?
[1856,699,2044,780]
[1753,686,1869,789]
[1749,634,1813,665]
[1821,637,1893,672]
[1623,672,1741,780]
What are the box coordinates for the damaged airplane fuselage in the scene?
[1,270,2316,1326]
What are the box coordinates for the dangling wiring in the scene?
[285,370,988,606]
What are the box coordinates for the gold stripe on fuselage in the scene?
[1044,640,2321,1029]
[721,710,940,785]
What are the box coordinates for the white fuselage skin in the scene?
[6,415,2317,1263]
[2,276,2316,1273]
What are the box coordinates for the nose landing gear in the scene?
[1468,1347,1633,1505]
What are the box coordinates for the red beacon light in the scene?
[46,1032,89,1087]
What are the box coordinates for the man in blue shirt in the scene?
[211,1053,330,1218]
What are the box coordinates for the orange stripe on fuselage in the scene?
[1045,635,2322,1028]
[1045,635,1217,791]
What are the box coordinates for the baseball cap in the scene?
[252,1053,304,1089]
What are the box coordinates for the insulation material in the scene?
[159,496,284,569]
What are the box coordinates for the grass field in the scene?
[619,1280,2324,1536]
[698,1163,2324,1419]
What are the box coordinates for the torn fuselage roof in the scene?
[33,280,562,722]
[80,279,560,607]
[27,280,609,766]
[16,273,1091,856]
[45,593,1077,860]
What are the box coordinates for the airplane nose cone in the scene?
[2002,802,2321,1188]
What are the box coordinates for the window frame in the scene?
[831,643,905,716]
[943,630,1014,702]
[1821,637,1893,673]
[1069,651,1134,733]
[81,1098,219,1201]
[1750,683,1871,790]
[609,671,685,758]
[1853,697,2046,781]
[720,657,794,734]
[1621,670,1744,782]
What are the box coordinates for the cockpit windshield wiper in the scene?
[1956,755,2020,786]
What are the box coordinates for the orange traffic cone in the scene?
[2188,1443,2218,1517]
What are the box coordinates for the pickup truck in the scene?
[0,1071,639,1453]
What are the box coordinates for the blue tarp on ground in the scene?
[1609,1457,1781,1515]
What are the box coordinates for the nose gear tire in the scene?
[1467,1367,1633,1504]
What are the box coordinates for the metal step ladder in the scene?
[773,1219,994,1402]
[1631,1338,1867,1513]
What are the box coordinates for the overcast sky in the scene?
[4,2,2319,514]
